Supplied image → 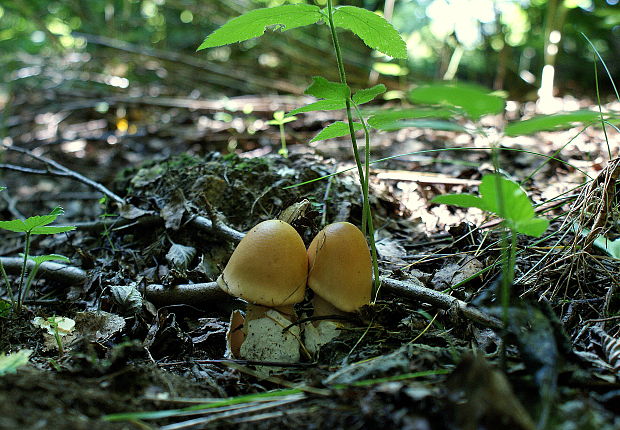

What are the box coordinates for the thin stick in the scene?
[1,143,125,204]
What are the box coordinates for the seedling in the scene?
[198,1,407,295]
[0,205,75,311]
[266,111,297,158]
[32,316,75,355]
[432,174,549,329]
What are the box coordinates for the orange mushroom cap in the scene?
[217,220,308,307]
[307,222,372,312]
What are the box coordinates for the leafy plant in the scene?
[433,174,549,238]
[432,174,549,336]
[267,111,297,158]
[198,1,408,295]
[0,205,75,311]
[32,316,75,355]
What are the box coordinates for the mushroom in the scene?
[304,222,372,355]
[217,219,308,366]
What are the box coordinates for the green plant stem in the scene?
[21,263,41,306]
[351,102,381,297]
[49,321,64,355]
[278,123,288,157]
[326,0,380,295]
[326,0,367,226]
[0,260,14,304]
[17,232,32,311]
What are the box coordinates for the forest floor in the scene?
[0,91,619,430]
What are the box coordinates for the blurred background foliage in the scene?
[0,0,618,111]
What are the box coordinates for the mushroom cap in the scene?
[307,222,372,312]
[217,220,308,306]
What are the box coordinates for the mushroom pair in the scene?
[217,219,372,364]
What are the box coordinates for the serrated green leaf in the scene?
[504,111,605,136]
[0,350,32,375]
[352,84,386,105]
[288,99,346,116]
[305,76,350,100]
[0,207,74,235]
[432,194,486,210]
[0,206,66,233]
[409,83,505,120]
[197,5,322,49]
[333,6,407,59]
[310,122,363,143]
[30,225,76,235]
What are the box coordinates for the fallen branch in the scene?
[73,214,244,242]
[144,282,227,306]
[0,257,87,285]
[144,277,502,329]
[0,257,500,329]
[381,277,502,329]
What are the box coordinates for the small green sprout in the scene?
[0,205,76,311]
[32,316,75,356]
[266,111,297,158]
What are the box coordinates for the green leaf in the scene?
[332,6,407,59]
[25,254,71,265]
[352,84,386,105]
[29,225,76,235]
[197,5,322,49]
[288,99,346,116]
[0,207,62,233]
[0,350,32,375]
[310,122,363,143]
[408,83,505,120]
[592,234,620,259]
[304,76,350,100]
[514,218,550,238]
[504,111,605,136]
[478,175,534,221]
[0,300,11,317]
[0,207,75,235]
[433,174,548,237]
[267,111,297,125]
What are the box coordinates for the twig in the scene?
[144,282,227,305]
[144,277,502,329]
[72,215,164,233]
[1,143,125,205]
[1,252,501,329]
[189,215,245,242]
[0,257,86,285]
[381,277,502,329]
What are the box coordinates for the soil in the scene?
[0,95,619,430]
